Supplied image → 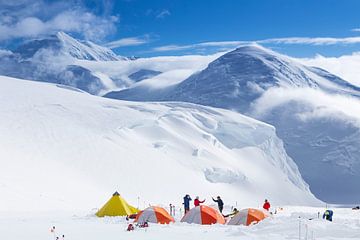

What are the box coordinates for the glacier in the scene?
[0,75,319,211]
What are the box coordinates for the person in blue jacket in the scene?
[183,194,192,214]
[323,210,333,221]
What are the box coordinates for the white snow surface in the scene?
[0,76,319,212]
[0,206,359,240]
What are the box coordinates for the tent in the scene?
[135,206,174,224]
[96,192,139,217]
[227,208,268,226]
[181,205,225,225]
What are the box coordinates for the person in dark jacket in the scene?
[183,194,192,214]
[212,196,224,213]
[323,210,333,222]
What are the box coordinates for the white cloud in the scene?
[351,28,360,32]
[0,1,118,41]
[152,34,360,53]
[152,41,247,52]
[104,36,150,49]
[152,44,195,52]
[156,9,171,19]
[198,41,245,47]
[251,87,360,128]
[298,53,360,87]
[0,49,13,57]
[259,36,360,45]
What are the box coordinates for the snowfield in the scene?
[105,45,360,203]
[0,206,359,240]
[0,75,318,213]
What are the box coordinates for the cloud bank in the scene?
[0,0,118,41]
[251,87,360,128]
[298,53,360,87]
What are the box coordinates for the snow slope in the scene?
[105,45,360,203]
[0,75,318,212]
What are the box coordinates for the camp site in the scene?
[1,1,360,240]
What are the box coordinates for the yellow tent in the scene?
[96,192,139,217]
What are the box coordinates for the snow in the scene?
[0,206,359,240]
[17,32,122,61]
[0,75,318,213]
[105,45,360,204]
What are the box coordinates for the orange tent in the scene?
[135,206,174,224]
[181,205,225,225]
[227,208,268,226]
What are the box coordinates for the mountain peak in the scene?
[14,31,122,61]
[54,31,80,46]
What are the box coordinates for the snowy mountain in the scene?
[0,75,319,211]
[0,33,222,95]
[0,32,131,95]
[105,45,360,204]
[14,31,122,61]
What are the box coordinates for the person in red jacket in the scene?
[194,196,205,206]
[263,199,271,211]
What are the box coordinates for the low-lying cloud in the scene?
[251,87,360,128]
[297,53,360,87]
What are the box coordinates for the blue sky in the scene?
[1,0,360,57]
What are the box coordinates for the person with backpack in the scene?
[212,196,224,213]
[323,209,334,222]
[194,196,205,206]
[183,194,192,214]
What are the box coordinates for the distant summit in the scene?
[159,45,359,110]
[106,45,360,106]
[14,31,123,61]
[0,32,130,95]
